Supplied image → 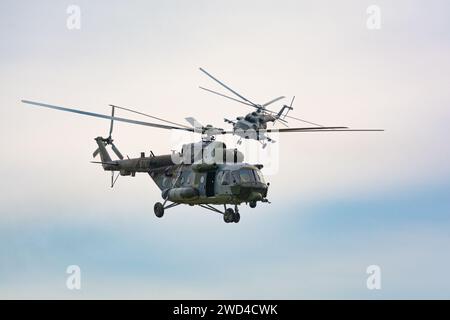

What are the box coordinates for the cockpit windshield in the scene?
[239,169,254,183]
[253,169,265,183]
[231,168,265,184]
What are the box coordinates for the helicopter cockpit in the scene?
[217,167,266,186]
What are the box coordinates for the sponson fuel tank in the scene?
[162,187,199,202]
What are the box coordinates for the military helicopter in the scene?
[199,67,381,147]
[22,95,382,223]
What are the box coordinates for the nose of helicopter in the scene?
[247,190,263,202]
[237,182,268,202]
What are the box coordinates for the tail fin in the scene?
[276,96,295,120]
[276,105,293,119]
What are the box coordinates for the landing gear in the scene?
[249,201,257,208]
[156,202,242,224]
[153,201,180,218]
[223,208,240,223]
[154,202,164,218]
[223,208,235,223]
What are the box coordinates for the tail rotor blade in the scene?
[111,142,124,160]
[263,96,285,107]
[93,148,100,158]
[109,106,115,137]
[289,96,296,109]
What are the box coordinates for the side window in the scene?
[231,170,240,184]
[179,171,188,185]
[221,171,231,185]
[216,171,223,184]
[184,171,193,185]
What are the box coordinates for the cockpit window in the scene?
[253,169,265,183]
[180,170,193,186]
[239,169,255,183]
[231,170,240,184]
[221,171,231,185]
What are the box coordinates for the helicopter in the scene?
[199,67,380,147]
[21,95,382,224]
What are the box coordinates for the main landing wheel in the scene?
[224,208,240,223]
[154,202,164,218]
[249,201,257,208]
[223,208,235,223]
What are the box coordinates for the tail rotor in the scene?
[93,105,124,160]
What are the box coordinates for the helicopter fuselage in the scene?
[95,137,269,206]
[226,111,277,142]
[156,163,268,205]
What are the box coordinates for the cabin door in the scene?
[205,171,216,197]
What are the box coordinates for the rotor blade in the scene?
[22,100,194,133]
[185,117,204,130]
[200,127,383,135]
[109,106,115,137]
[258,126,348,133]
[93,148,100,158]
[276,119,289,127]
[257,95,324,127]
[262,96,285,107]
[284,114,323,127]
[263,127,384,133]
[199,86,254,107]
[111,142,124,160]
[199,67,258,107]
[109,104,190,129]
[290,96,295,108]
[261,108,323,127]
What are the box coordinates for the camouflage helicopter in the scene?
[22,97,382,223]
[199,67,380,147]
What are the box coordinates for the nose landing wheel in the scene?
[154,202,164,218]
[153,201,180,218]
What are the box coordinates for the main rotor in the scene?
[21,68,383,150]
[198,67,327,127]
